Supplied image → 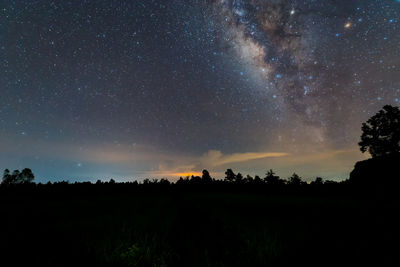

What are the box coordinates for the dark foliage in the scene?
[201,169,212,183]
[359,105,400,157]
[224,168,236,182]
[264,169,285,186]
[287,173,305,186]
[2,168,34,184]
[310,177,324,186]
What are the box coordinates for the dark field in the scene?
[0,186,396,266]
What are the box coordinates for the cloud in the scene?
[147,149,289,178]
[148,148,367,180]
[199,150,289,167]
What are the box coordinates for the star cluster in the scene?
[1,0,399,181]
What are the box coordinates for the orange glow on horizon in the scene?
[173,172,202,177]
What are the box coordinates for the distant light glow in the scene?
[173,172,202,177]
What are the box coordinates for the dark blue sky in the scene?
[1,0,399,182]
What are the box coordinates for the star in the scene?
[1,0,399,182]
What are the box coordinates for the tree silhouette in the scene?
[287,173,303,186]
[190,175,202,184]
[245,175,254,183]
[2,168,34,184]
[201,169,212,183]
[254,175,262,184]
[18,168,35,183]
[236,173,243,183]
[264,169,282,185]
[2,169,13,184]
[224,169,236,182]
[359,105,400,157]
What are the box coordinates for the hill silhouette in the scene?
[349,152,400,190]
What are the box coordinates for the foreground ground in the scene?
[0,186,397,266]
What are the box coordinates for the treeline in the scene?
[0,168,352,197]
[174,169,340,186]
[1,168,342,187]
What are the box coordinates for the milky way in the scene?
[213,0,400,147]
[1,0,399,181]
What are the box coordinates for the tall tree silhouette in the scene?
[359,105,400,157]
[224,169,236,182]
[201,169,212,183]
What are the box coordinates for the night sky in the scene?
[1,0,399,182]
